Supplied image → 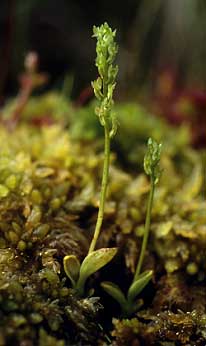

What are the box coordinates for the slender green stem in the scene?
[88,122,110,254]
[134,178,155,281]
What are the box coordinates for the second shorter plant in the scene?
[101,138,162,316]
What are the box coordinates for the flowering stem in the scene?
[88,122,110,254]
[89,23,118,254]
[134,177,155,281]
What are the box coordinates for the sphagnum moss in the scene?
[0,123,105,345]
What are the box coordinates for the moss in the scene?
[0,124,105,345]
[0,91,206,344]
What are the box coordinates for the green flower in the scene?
[144,138,162,184]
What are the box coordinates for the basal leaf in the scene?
[63,255,80,288]
[127,270,153,303]
[77,248,117,293]
[101,281,127,309]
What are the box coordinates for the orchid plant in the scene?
[63,23,118,296]
[101,138,162,316]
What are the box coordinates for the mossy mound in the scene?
[0,124,103,345]
[0,96,206,345]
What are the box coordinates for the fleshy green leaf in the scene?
[101,281,127,309]
[77,248,117,294]
[63,255,80,288]
[127,270,153,303]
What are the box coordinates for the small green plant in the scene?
[89,22,118,253]
[63,23,118,296]
[101,138,162,316]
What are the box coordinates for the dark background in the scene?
[1,0,206,101]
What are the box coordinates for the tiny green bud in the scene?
[30,312,43,324]
[186,262,198,275]
[60,287,69,297]
[12,222,21,235]
[8,230,19,244]
[0,184,9,198]
[31,189,42,204]
[144,138,162,184]
[26,206,42,227]
[5,174,17,190]
[50,197,61,210]
[32,224,50,240]
[17,240,27,251]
